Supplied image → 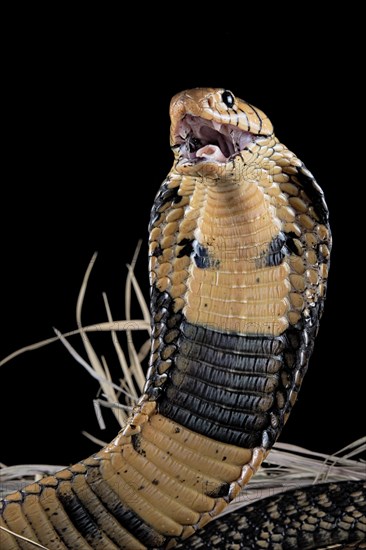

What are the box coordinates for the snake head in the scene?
[170,88,273,171]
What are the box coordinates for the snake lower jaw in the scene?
[174,142,232,167]
[173,153,248,182]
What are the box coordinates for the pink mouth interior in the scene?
[175,115,255,163]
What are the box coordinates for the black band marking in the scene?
[85,463,165,547]
[293,166,329,224]
[149,273,323,449]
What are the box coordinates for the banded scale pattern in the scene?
[0,416,264,549]
[0,88,341,549]
[175,481,366,549]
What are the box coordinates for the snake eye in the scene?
[222,90,235,108]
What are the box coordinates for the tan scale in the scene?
[2,503,39,548]
[0,519,19,549]
[21,493,66,549]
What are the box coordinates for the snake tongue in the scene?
[196,144,228,162]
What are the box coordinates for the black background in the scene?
[1,13,364,468]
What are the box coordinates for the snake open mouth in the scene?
[175,115,255,164]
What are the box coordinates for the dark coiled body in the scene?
[176,481,366,549]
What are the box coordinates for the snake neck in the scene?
[176,171,288,336]
[142,138,331,451]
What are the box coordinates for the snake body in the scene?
[176,481,366,549]
[1,88,363,549]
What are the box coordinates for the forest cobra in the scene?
[1,88,365,549]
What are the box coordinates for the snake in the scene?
[1,87,365,549]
